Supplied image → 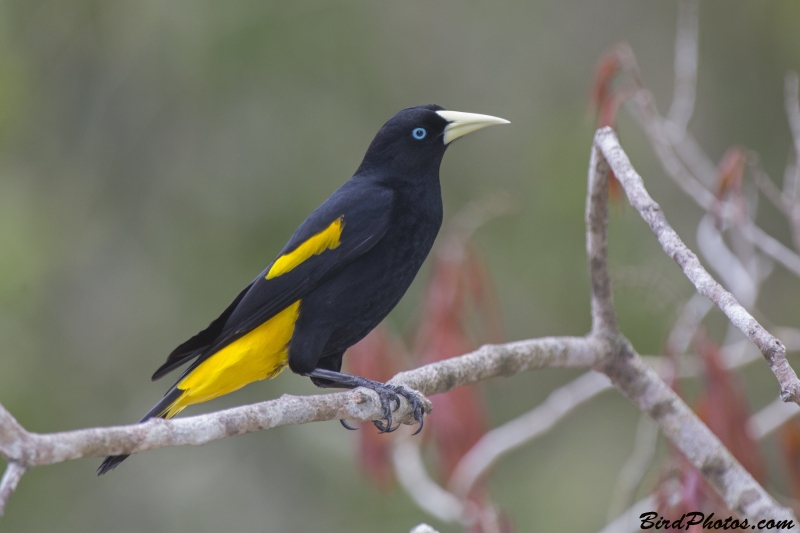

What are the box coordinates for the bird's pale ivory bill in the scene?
[436,110,510,145]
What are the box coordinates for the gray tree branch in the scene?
[0,336,599,515]
[392,128,798,530]
[594,127,800,405]
[589,128,796,524]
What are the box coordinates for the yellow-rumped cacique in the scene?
[98,105,508,474]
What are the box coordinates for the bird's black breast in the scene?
[292,177,443,361]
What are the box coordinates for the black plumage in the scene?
[98,104,507,474]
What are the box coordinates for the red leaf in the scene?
[466,492,516,533]
[657,332,764,521]
[589,44,641,203]
[656,455,726,533]
[694,333,765,482]
[715,147,746,201]
[589,50,622,118]
[412,231,503,484]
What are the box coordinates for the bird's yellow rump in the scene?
[266,216,345,279]
[162,300,302,418]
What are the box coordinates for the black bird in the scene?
[98,105,508,474]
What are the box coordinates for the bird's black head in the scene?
[356,105,510,181]
[356,104,450,178]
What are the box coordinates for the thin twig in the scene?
[594,127,800,405]
[599,495,656,533]
[600,342,795,524]
[0,462,26,515]
[696,214,759,309]
[786,72,800,178]
[392,437,465,525]
[606,416,659,522]
[439,341,761,507]
[666,293,713,356]
[626,78,800,278]
[448,371,612,498]
[666,0,699,135]
[749,398,800,440]
[587,141,619,335]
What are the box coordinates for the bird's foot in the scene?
[371,384,425,435]
[305,368,427,435]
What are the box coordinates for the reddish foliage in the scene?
[414,241,503,483]
[713,147,748,224]
[589,46,633,202]
[607,169,623,203]
[657,455,725,533]
[694,334,765,482]
[466,497,516,533]
[715,147,747,202]
[658,332,764,522]
[589,50,623,121]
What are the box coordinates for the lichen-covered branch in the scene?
[0,335,599,515]
[0,337,598,469]
[587,143,619,335]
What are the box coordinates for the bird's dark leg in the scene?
[308,352,360,429]
[305,368,425,435]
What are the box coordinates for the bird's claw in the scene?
[370,384,425,435]
[372,387,400,433]
[391,385,425,435]
[340,419,359,430]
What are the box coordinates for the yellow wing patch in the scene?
[162,300,302,418]
[266,216,345,280]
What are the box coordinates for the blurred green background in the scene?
[1,1,799,531]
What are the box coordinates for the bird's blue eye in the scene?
[412,128,427,140]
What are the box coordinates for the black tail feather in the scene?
[97,387,184,475]
[97,453,129,475]
[151,282,253,381]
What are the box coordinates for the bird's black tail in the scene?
[97,387,184,475]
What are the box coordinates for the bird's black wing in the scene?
[152,180,394,381]
[150,282,254,380]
